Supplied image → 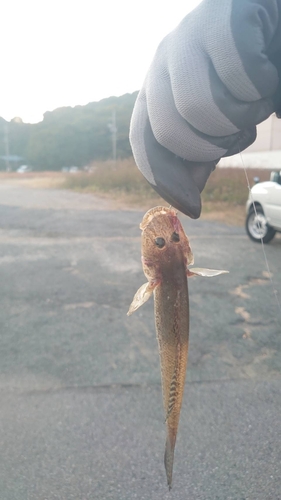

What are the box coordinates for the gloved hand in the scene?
[130,0,281,218]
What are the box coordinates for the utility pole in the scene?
[4,124,11,172]
[108,110,117,167]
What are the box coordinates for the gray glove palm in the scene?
[130,0,281,218]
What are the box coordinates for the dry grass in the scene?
[201,167,270,204]
[59,158,270,225]
[201,202,246,226]
[0,159,272,226]
[62,159,156,197]
[0,171,66,189]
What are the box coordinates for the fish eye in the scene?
[171,232,180,242]
[155,237,166,248]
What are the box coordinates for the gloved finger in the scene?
[186,162,217,193]
[148,68,258,161]
[146,58,248,162]
[143,118,209,218]
[208,63,275,129]
[130,90,214,218]
[153,33,239,137]
[162,4,277,136]
[170,47,274,133]
[130,90,253,216]
[207,0,279,101]
[146,120,217,218]
[130,88,156,186]
[222,128,257,158]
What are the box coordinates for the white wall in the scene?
[246,114,281,152]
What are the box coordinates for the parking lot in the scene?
[0,180,280,499]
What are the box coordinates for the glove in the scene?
[130,0,281,218]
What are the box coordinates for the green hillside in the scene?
[0,92,138,171]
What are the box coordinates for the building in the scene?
[246,114,281,152]
[219,114,281,169]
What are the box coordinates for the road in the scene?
[0,180,280,500]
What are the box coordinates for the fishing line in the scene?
[239,150,281,315]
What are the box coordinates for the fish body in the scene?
[154,258,189,488]
[128,206,228,488]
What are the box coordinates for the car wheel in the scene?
[246,207,276,243]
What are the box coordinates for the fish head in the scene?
[140,206,194,280]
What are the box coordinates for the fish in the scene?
[127,206,228,489]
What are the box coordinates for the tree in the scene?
[0,92,138,171]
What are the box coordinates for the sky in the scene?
[0,0,202,123]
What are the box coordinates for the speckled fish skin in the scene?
[127,206,228,489]
[153,235,190,490]
[142,207,192,489]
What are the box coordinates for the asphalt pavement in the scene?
[0,180,280,500]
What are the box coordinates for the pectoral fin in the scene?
[187,268,229,277]
[127,281,157,315]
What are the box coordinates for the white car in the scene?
[246,171,281,243]
[17,165,32,173]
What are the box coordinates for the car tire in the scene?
[246,206,276,243]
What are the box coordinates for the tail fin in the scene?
[164,432,176,490]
